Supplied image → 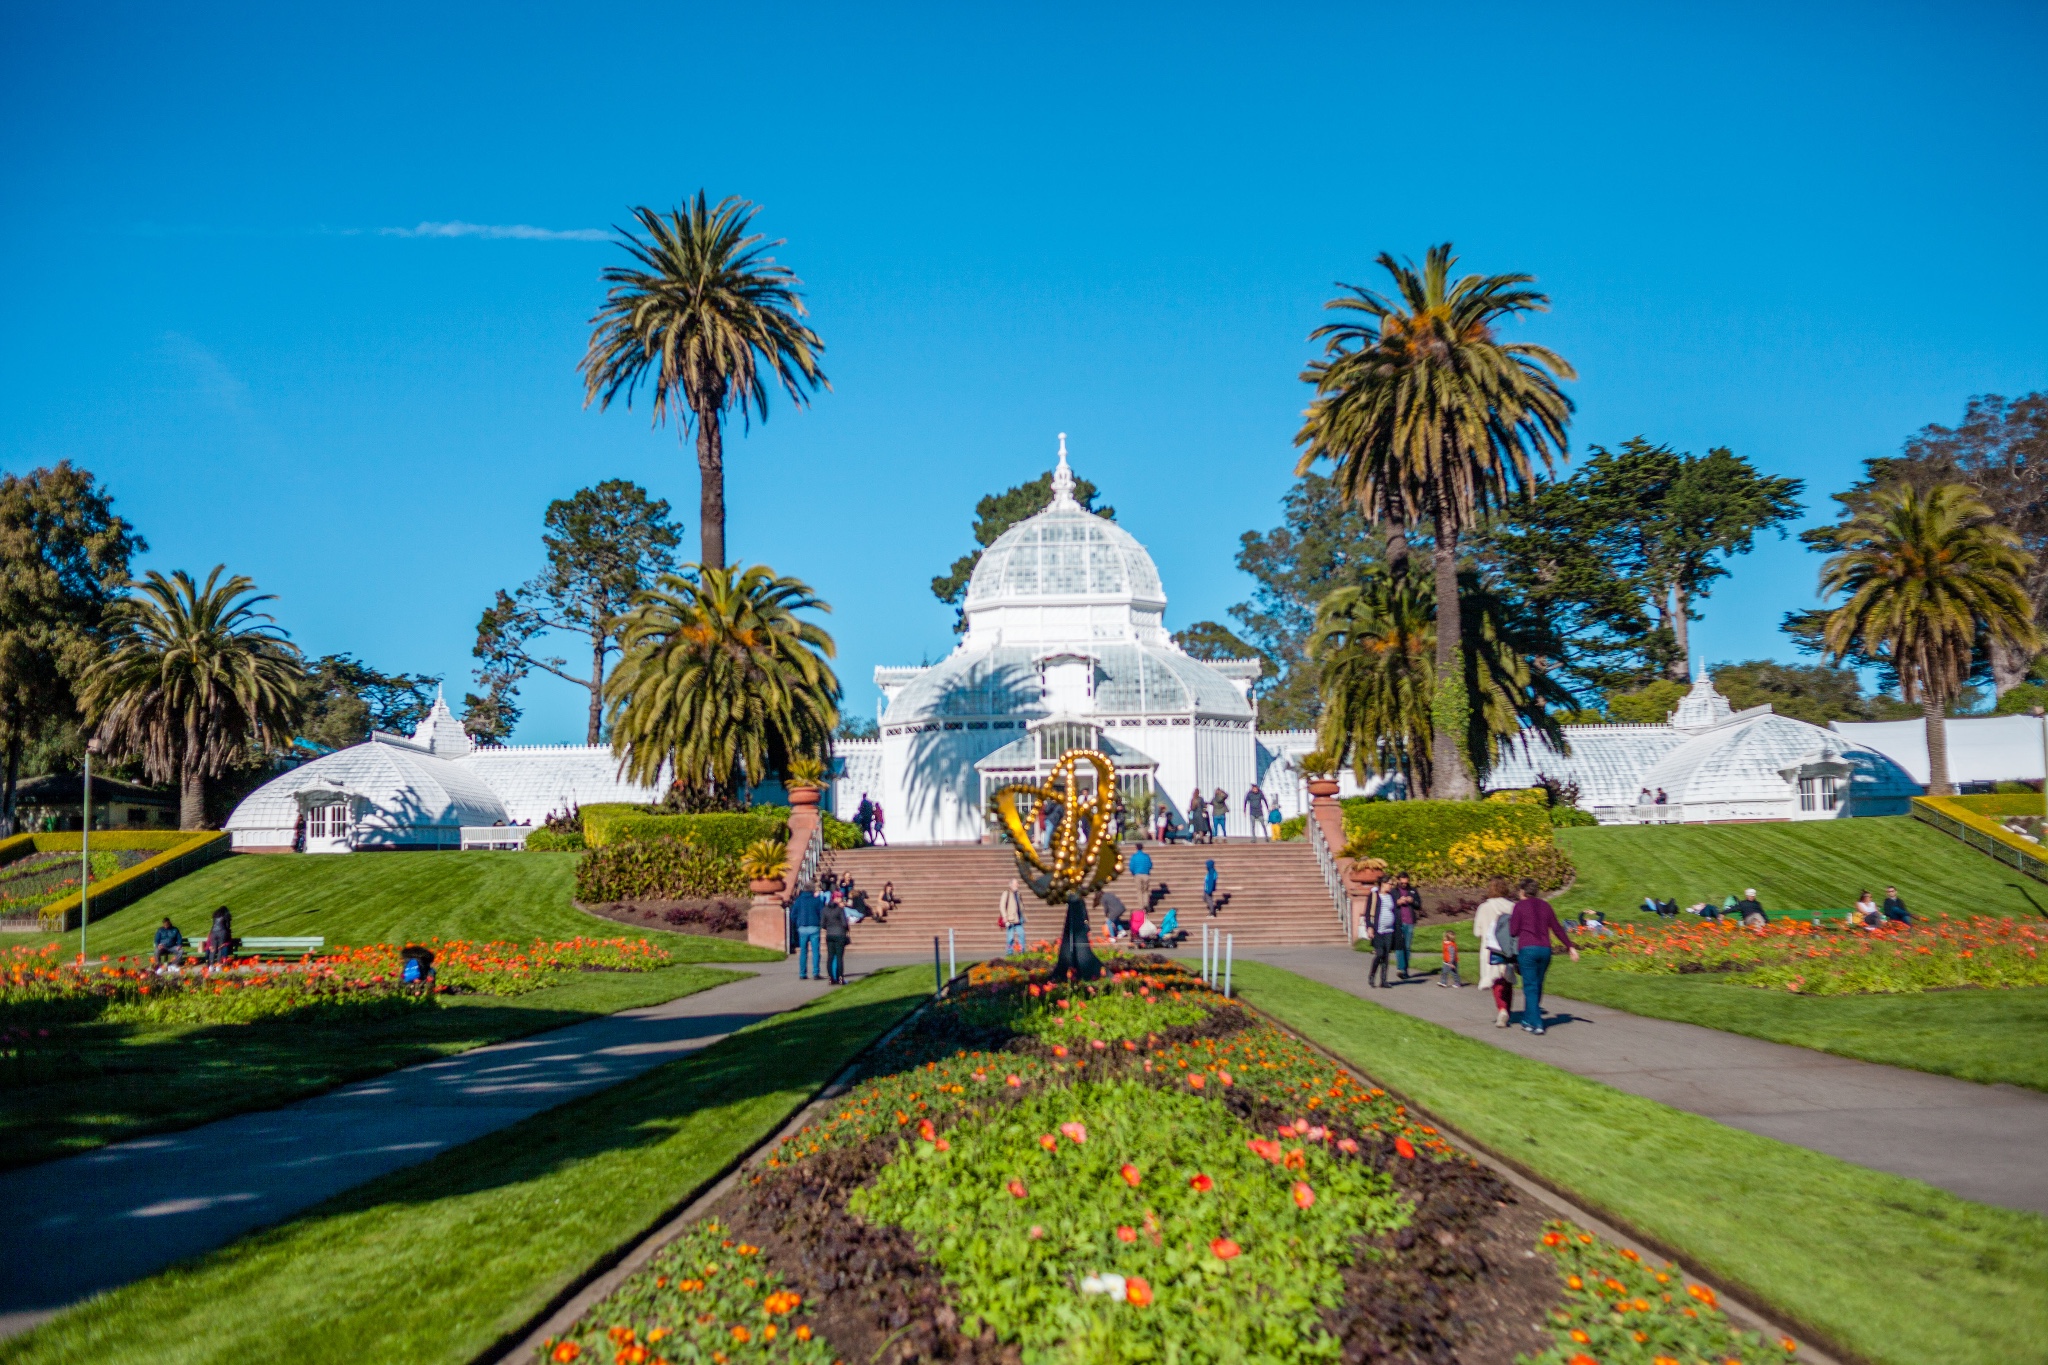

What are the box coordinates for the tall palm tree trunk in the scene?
[179,765,206,829]
[1430,522,1476,800]
[694,406,727,568]
[1922,692,1954,796]
[586,635,606,746]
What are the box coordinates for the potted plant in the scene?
[785,756,827,809]
[1300,749,1341,800]
[741,838,789,895]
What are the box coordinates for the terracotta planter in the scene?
[1346,864,1385,887]
[788,786,822,809]
[748,877,787,895]
[1306,778,1340,799]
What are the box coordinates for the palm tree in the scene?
[81,567,304,828]
[1295,244,1575,797]
[1312,566,1573,796]
[580,194,827,568]
[1819,483,2038,795]
[605,564,839,806]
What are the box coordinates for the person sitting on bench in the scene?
[152,918,185,968]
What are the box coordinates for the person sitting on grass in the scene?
[1854,890,1881,928]
[1734,889,1767,927]
[152,918,184,968]
[1881,886,1912,924]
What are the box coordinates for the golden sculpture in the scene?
[990,749,1124,905]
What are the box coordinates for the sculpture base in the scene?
[748,897,788,953]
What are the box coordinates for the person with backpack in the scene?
[1473,878,1516,1027]
[1391,874,1423,979]
[1507,878,1579,1034]
[820,891,851,985]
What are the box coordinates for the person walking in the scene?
[1473,878,1516,1027]
[1129,841,1153,907]
[791,883,824,981]
[871,801,887,846]
[1391,873,1422,980]
[1436,930,1463,988]
[820,890,851,985]
[1507,878,1578,1034]
[854,793,875,845]
[999,878,1027,954]
[1881,886,1912,924]
[1211,787,1230,840]
[1203,858,1220,916]
[1244,783,1267,839]
[1366,886,1398,988]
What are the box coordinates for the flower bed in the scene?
[0,849,152,914]
[0,935,675,1029]
[1576,916,2048,995]
[543,954,1802,1365]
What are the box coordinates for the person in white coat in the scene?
[1472,877,1517,1028]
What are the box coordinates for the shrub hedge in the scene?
[575,836,748,901]
[1339,798,1571,889]
[523,829,585,852]
[585,809,789,854]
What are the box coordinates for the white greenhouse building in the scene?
[224,695,661,852]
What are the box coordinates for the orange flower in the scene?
[1337,1137,1359,1154]
[917,1119,936,1143]
[1007,1074,1022,1087]
[1687,1283,1719,1309]
[1566,1276,1583,1290]
[617,1347,647,1364]
[1209,1237,1241,1260]
[1569,1356,1598,1365]
[1570,1329,1590,1343]
[762,1325,778,1341]
[1780,1337,1798,1353]
[1119,1163,1142,1187]
[1634,1332,1648,1344]
[1060,1122,1088,1144]
[763,1291,801,1315]
[1125,1275,1153,1307]
[608,1328,635,1345]
[1117,1225,1137,1242]
[1052,1045,1068,1057]
[1040,1134,1059,1151]
[795,1326,812,1341]
[1188,1173,1214,1192]
[1246,1138,1283,1163]
[1394,1136,1417,1159]
[1007,1179,1029,1198]
[551,1344,581,1362]
[729,1325,751,1343]
[1292,1181,1315,1209]
[1544,1232,1566,1248]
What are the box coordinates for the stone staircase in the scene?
[821,838,1350,956]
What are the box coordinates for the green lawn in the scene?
[1234,962,2048,1365]
[2,966,929,1365]
[0,961,746,1170]
[24,849,778,962]
[1553,815,2048,921]
[1542,961,2048,1092]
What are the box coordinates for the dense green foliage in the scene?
[1,968,927,1365]
[522,829,584,852]
[1335,797,1569,886]
[1234,964,2048,1365]
[575,835,747,901]
[585,808,788,853]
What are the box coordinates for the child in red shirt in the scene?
[1437,931,1462,988]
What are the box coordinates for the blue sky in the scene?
[4,1,2045,742]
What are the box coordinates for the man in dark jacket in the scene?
[152,918,183,968]
[1506,880,1579,1034]
[1391,874,1423,979]
[1881,887,1912,924]
[791,885,824,980]
[820,892,851,985]
[1733,890,1767,926]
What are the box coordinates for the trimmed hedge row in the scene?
[575,836,749,901]
[34,831,232,931]
[582,804,791,854]
[1339,798,1571,889]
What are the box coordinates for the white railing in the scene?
[795,821,825,892]
[1305,809,1352,939]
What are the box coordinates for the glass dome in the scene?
[964,505,1165,607]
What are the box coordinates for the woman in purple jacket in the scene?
[1506,878,1580,1034]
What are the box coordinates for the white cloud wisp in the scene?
[380,221,609,242]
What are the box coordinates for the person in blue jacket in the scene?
[790,884,824,980]
[1203,859,1219,916]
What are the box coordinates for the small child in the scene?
[1437,931,1462,988]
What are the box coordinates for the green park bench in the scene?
[235,936,326,958]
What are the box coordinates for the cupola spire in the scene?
[1050,432,1078,508]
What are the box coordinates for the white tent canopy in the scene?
[1832,715,2048,787]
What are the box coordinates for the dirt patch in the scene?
[572,898,752,940]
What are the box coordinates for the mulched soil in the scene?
[572,897,752,941]
[708,1000,1560,1364]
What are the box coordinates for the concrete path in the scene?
[1235,947,2048,1218]
[0,956,913,1330]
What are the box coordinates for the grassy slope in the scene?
[1551,815,2048,920]
[0,961,746,1170]
[1234,962,2048,1365]
[2,966,929,1365]
[1541,962,2048,1092]
[24,850,779,962]
[1533,818,2048,1089]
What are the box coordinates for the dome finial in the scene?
[1050,432,1077,508]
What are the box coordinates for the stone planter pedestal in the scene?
[747,881,789,953]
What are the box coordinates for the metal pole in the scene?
[1223,935,1233,999]
[79,746,91,963]
[933,936,942,995]
[948,928,956,982]
[1202,924,1211,983]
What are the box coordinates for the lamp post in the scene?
[80,738,101,963]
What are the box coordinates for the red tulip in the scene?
[1209,1237,1241,1260]
[1188,1173,1213,1192]
[1394,1136,1417,1159]
[1116,1225,1137,1242]
[1007,1179,1028,1199]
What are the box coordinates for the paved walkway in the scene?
[0,958,912,1330]
[1235,948,2048,1218]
